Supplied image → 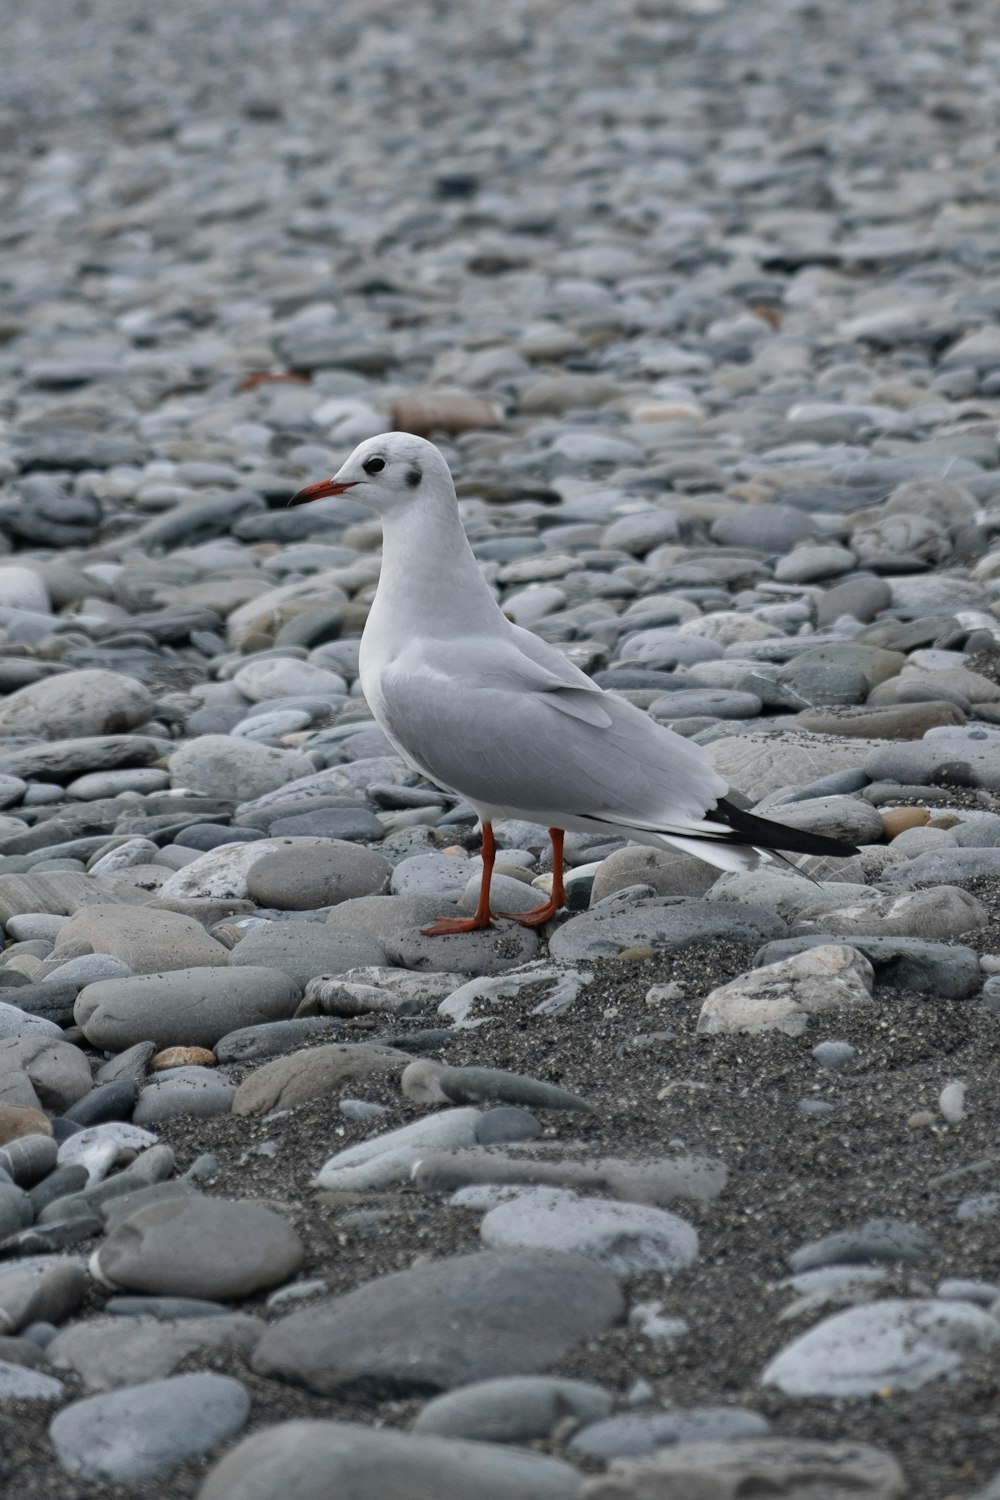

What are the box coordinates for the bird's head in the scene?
[289,432,453,514]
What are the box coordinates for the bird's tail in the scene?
[643,794,861,878]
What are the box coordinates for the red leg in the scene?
[496,827,566,927]
[422,821,497,934]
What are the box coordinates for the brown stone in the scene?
[391,393,500,437]
[150,1047,217,1072]
[0,1103,53,1145]
[881,806,929,837]
[232,1042,411,1116]
[793,701,965,739]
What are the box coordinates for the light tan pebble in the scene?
[0,1103,53,1145]
[882,807,930,837]
[150,1046,217,1072]
[645,982,683,1006]
[907,1110,937,1129]
[617,946,655,961]
[400,1059,449,1106]
[927,813,961,829]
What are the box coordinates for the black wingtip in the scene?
[713,795,861,859]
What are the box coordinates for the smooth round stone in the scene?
[228,924,387,986]
[42,953,132,988]
[0,1034,93,1113]
[383,921,538,976]
[956,1194,1000,1222]
[549,901,785,963]
[94,1197,305,1300]
[590,846,717,904]
[233,658,348,702]
[133,1069,237,1123]
[570,1406,770,1458]
[63,1080,138,1127]
[790,1218,934,1272]
[173,825,266,852]
[773,545,856,583]
[269,806,386,840]
[64,769,171,800]
[617,628,723,669]
[475,1107,542,1145]
[762,1299,1000,1397]
[415,1374,612,1442]
[231,1042,409,1115]
[481,1188,698,1274]
[0,1001,63,1039]
[252,1249,624,1393]
[231,709,313,741]
[812,1041,856,1071]
[52,903,229,975]
[246,841,392,909]
[390,853,470,899]
[104,1297,231,1318]
[214,1017,344,1064]
[0,1182,34,1239]
[5,914,66,943]
[0,1133,59,1185]
[75,967,302,1050]
[0,1358,64,1399]
[197,1420,582,1500]
[313,1109,482,1191]
[710,505,817,551]
[649,689,762,721]
[168,736,314,801]
[49,1372,250,1482]
[0,670,152,741]
[438,1067,591,1113]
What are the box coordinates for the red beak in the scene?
[288,478,357,506]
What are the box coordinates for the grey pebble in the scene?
[49,1372,250,1482]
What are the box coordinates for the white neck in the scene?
[364,490,508,658]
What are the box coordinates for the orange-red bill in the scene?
[288,478,357,506]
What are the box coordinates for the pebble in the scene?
[569,1407,769,1459]
[480,1188,698,1274]
[252,1249,624,1393]
[313,1108,483,1191]
[47,1312,263,1390]
[93,1196,305,1301]
[231,1041,410,1115]
[584,1438,905,1500]
[198,1420,583,1500]
[75,966,302,1050]
[413,1375,612,1441]
[49,1372,251,1482]
[762,1299,1000,1397]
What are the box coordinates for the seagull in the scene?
[291,434,859,934]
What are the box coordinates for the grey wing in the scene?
[374,651,726,828]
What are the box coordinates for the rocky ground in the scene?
[1,0,1000,1494]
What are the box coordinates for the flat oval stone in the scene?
[94,1197,305,1301]
[49,1372,251,1482]
[252,1249,624,1394]
[197,1420,582,1500]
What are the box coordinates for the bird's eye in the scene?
[363,456,385,475]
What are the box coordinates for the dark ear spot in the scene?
[406,466,422,489]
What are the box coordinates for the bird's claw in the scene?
[420,914,495,935]
[494,902,560,927]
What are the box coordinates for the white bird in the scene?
[291,434,857,934]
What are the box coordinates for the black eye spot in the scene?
[363,456,385,475]
[406,466,422,489]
